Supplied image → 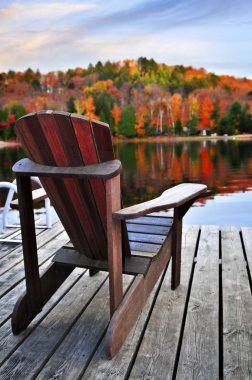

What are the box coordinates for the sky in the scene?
[0,0,252,78]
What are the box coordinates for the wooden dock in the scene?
[0,221,251,379]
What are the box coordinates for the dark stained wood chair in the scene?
[12,111,207,358]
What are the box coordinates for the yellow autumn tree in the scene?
[74,96,99,119]
[171,93,182,122]
[135,106,148,135]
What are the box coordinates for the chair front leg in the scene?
[171,207,183,290]
[106,175,123,317]
[171,198,197,289]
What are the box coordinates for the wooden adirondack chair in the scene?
[12,111,207,358]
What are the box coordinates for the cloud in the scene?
[81,0,237,31]
[0,25,211,73]
[0,0,251,77]
[0,2,98,32]
[0,2,97,19]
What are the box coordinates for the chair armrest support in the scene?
[113,183,207,220]
[13,158,122,180]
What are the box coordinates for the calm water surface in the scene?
[1,139,252,227]
[114,139,252,227]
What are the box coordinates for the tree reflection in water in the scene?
[114,139,252,226]
[0,139,252,226]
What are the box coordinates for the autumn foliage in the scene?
[0,59,252,140]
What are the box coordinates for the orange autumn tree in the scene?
[170,93,183,125]
[74,96,98,119]
[200,96,214,129]
[26,96,49,113]
[111,103,121,135]
[135,106,148,135]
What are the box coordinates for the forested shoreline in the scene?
[1,57,252,141]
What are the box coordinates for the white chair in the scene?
[0,177,52,232]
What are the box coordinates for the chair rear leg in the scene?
[15,176,43,317]
[12,175,74,334]
[12,262,74,334]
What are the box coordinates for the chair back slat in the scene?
[70,114,107,229]
[15,111,118,259]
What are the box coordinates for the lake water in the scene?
[1,138,252,227]
[114,138,252,227]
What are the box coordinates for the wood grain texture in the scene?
[0,222,84,366]
[106,227,173,358]
[15,112,96,258]
[70,114,107,229]
[126,222,170,235]
[176,225,220,379]
[13,111,200,362]
[241,227,252,275]
[106,175,123,315]
[15,111,111,260]
[1,223,251,377]
[36,276,133,380]
[129,225,200,380]
[13,158,122,180]
[52,247,151,275]
[0,229,68,327]
[222,226,252,379]
[113,183,207,220]
[0,271,108,378]
[82,273,164,380]
[14,176,42,321]
[171,206,183,289]
[128,231,166,244]
[129,241,161,254]
[0,222,64,298]
[127,215,173,226]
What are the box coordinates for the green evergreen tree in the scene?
[118,105,137,137]
[174,119,183,135]
[186,114,198,135]
[93,93,115,132]
[9,103,26,120]
[219,115,229,135]
[66,96,77,113]
[210,100,220,131]
[226,101,243,134]
[240,103,252,133]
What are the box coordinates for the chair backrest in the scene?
[15,111,129,260]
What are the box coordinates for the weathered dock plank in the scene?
[128,225,200,380]
[0,267,85,366]
[0,223,251,379]
[36,276,134,379]
[0,271,108,378]
[0,222,64,298]
[241,226,252,277]
[0,227,19,242]
[222,226,252,379]
[0,230,42,276]
[81,269,165,380]
[0,230,70,326]
[176,225,220,379]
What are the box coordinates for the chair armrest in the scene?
[12,158,122,180]
[113,183,207,220]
